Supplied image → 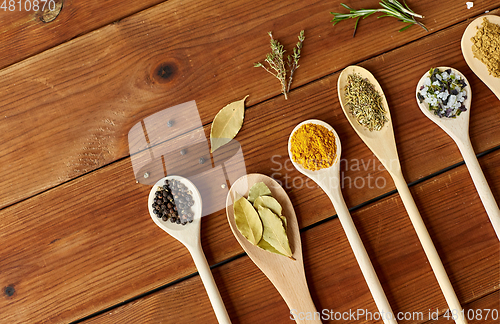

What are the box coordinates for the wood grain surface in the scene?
[84,151,500,324]
[0,0,167,70]
[0,1,499,209]
[0,0,499,323]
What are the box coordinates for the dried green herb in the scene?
[248,182,272,203]
[330,0,427,37]
[234,182,293,259]
[233,195,263,245]
[257,206,293,259]
[254,195,282,216]
[345,73,388,131]
[254,30,305,99]
[210,95,249,153]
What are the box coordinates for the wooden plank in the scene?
[426,291,500,324]
[82,152,500,324]
[0,1,499,209]
[1,18,500,323]
[1,4,499,324]
[0,0,167,70]
[0,147,497,323]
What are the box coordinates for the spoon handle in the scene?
[187,243,232,324]
[326,187,397,324]
[392,172,467,324]
[286,281,322,324]
[456,138,500,241]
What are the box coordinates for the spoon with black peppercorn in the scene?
[148,175,231,324]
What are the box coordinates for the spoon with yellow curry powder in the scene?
[338,65,467,324]
[288,119,397,324]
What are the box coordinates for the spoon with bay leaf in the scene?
[288,119,397,324]
[148,176,231,324]
[461,15,500,100]
[226,174,320,324]
[338,65,467,324]
[415,67,500,240]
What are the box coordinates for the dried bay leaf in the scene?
[248,182,272,203]
[253,196,282,216]
[257,238,288,257]
[233,195,263,245]
[280,215,287,231]
[257,206,293,259]
[210,95,249,153]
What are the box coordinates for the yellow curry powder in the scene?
[290,123,337,171]
[471,17,500,78]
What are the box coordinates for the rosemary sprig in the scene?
[330,0,427,37]
[254,30,305,99]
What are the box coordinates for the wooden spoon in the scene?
[461,15,500,100]
[416,67,500,240]
[148,176,231,324]
[338,65,467,324]
[226,174,320,324]
[288,119,397,324]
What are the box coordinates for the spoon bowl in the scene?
[288,119,396,324]
[288,119,342,186]
[338,65,467,324]
[415,67,472,143]
[148,176,231,324]
[338,65,399,172]
[226,173,320,324]
[148,175,203,246]
[415,67,500,240]
[461,15,500,100]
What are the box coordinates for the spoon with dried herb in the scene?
[416,67,500,240]
[148,176,231,324]
[461,15,500,100]
[288,119,397,324]
[226,174,320,324]
[338,65,467,324]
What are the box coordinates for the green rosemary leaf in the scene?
[330,0,426,36]
[399,24,413,32]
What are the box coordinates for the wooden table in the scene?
[1,0,499,323]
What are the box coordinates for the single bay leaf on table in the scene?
[210,95,249,153]
[233,195,263,245]
[248,182,272,203]
[254,196,282,216]
[257,206,293,259]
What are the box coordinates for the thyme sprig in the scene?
[287,30,305,94]
[254,30,305,99]
[330,0,427,37]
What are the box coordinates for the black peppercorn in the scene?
[151,179,196,226]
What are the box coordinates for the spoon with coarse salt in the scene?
[226,173,320,324]
[461,15,500,100]
[338,65,467,324]
[148,175,231,324]
[416,67,500,240]
[288,119,397,324]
